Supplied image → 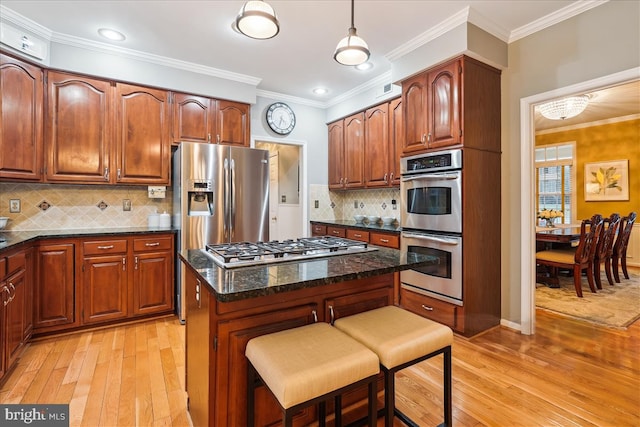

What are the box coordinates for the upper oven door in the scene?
[401,170,462,234]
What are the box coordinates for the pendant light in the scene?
[235,0,280,40]
[538,95,590,120]
[334,0,370,66]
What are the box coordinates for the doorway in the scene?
[519,67,640,335]
[255,139,307,241]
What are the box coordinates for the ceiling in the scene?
[1,0,638,128]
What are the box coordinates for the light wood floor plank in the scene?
[2,308,638,426]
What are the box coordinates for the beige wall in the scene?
[536,118,640,220]
[501,0,640,323]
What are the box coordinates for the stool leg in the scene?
[318,401,326,427]
[384,367,394,427]
[443,346,452,427]
[334,395,342,427]
[368,376,377,427]
[247,363,256,427]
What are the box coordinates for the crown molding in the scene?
[325,71,394,107]
[535,113,640,135]
[0,5,52,39]
[509,0,608,43]
[256,89,326,108]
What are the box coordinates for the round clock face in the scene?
[266,102,296,135]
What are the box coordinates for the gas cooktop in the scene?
[205,236,377,268]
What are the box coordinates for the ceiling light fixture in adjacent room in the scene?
[97,28,126,41]
[313,87,328,95]
[333,0,370,66]
[538,95,590,120]
[235,0,280,40]
[355,62,373,71]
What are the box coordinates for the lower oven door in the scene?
[400,230,462,305]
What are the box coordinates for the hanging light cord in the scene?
[350,0,355,30]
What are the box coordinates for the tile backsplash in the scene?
[309,184,400,223]
[0,183,172,231]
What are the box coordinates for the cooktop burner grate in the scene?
[205,236,373,268]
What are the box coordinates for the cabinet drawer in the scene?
[0,257,6,278]
[327,226,346,238]
[346,229,369,242]
[133,235,173,252]
[311,224,327,236]
[400,286,457,329]
[370,232,399,249]
[7,251,26,276]
[83,239,128,255]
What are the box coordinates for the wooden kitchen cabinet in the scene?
[327,225,346,238]
[81,239,129,324]
[0,53,43,181]
[34,240,77,333]
[131,234,174,316]
[328,112,365,189]
[45,71,112,183]
[369,231,399,249]
[400,286,459,330]
[389,97,403,186]
[401,55,500,155]
[115,83,171,185]
[328,120,345,189]
[364,97,402,188]
[346,228,369,242]
[172,93,250,146]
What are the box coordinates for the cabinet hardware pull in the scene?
[329,305,335,325]
[97,245,114,250]
[383,173,388,183]
[2,287,10,306]
[134,256,139,270]
[390,172,394,181]
[354,233,361,237]
[145,242,160,247]
[427,133,432,143]
[122,257,126,271]
[216,134,221,143]
[380,238,389,243]
[312,310,318,323]
[8,283,15,294]
[104,167,109,181]
[421,134,426,144]
[207,133,211,142]
[117,168,121,180]
[196,279,202,309]
[421,304,434,311]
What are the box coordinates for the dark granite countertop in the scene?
[179,247,434,303]
[0,227,176,252]
[310,219,401,233]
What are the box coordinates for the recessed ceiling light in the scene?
[355,62,373,71]
[313,87,328,95]
[98,28,126,41]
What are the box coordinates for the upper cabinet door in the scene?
[343,112,365,189]
[45,72,112,183]
[327,120,344,190]
[115,83,171,185]
[216,100,249,146]
[401,73,428,155]
[0,54,43,181]
[172,93,214,144]
[388,97,403,186]
[427,59,461,149]
[364,103,389,188]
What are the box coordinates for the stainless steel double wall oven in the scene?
[400,148,463,305]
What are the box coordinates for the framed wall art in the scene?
[584,159,629,201]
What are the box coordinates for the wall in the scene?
[502,0,640,324]
[309,185,400,224]
[255,142,300,205]
[536,118,640,220]
[0,183,171,230]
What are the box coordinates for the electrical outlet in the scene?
[314,200,319,209]
[123,199,132,211]
[354,200,358,209]
[9,199,21,213]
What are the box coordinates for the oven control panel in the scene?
[401,148,462,174]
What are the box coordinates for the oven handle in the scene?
[401,232,460,246]
[401,173,460,182]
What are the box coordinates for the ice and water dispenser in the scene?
[187,180,214,216]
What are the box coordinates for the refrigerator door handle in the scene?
[230,158,236,239]
[223,158,229,239]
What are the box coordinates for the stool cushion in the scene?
[334,306,453,369]
[245,322,379,409]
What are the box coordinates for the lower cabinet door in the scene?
[5,269,26,369]
[35,242,76,331]
[132,250,174,316]
[82,255,128,324]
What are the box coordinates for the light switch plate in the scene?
[9,199,20,213]
[123,199,132,211]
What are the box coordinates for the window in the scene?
[535,143,575,224]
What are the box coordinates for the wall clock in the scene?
[266,102,296,135]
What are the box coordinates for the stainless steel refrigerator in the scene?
[173,142,269,321]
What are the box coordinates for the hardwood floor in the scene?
[1,310,638,426]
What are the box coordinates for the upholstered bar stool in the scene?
[334,305,454,427]
[245,322,379,427]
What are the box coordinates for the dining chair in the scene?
[536,214,604,297]
[594,213,621,288]
[611,211,637,282]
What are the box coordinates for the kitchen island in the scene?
[179,247,435,426]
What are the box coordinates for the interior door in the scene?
[269,152,280,241]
